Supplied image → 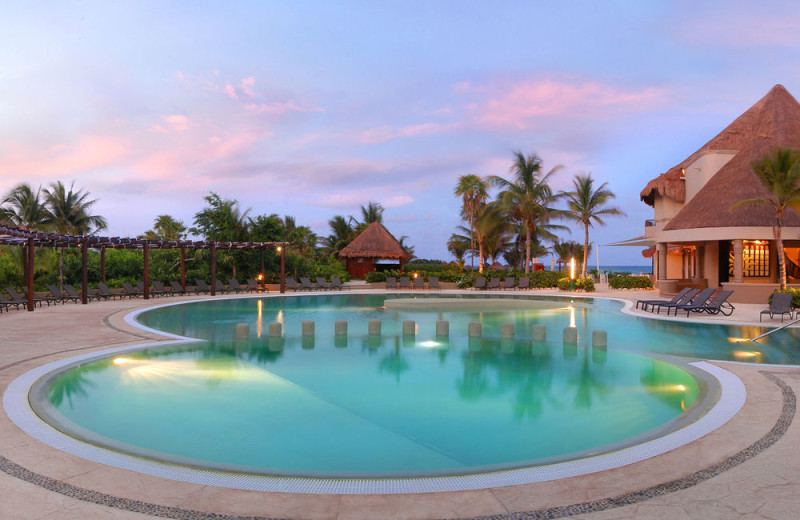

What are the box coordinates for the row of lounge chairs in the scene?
[636,287,736,317]
[474,276,530,290]
[286,277,349,291]
[384,276,441,290]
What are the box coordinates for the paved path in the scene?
[1,288,798,519]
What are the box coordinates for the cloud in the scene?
[675,8,800,48]
[244,100,324,116]
[0,135,128,179]
[163,114,190,132]
[241,76,256,98]
[315,191,414,210]
[358,122,459,144]
[223,83,238,99]
[470,79,670,130]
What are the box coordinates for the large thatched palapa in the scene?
[640,84,800,303]
[338,222,411,279]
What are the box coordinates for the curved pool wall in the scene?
[3,292,756,493]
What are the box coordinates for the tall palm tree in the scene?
[322,215,355,255]
[733,147,800,290]
[44,181,108,287]
[491,151,563,273]
[454,174,488,271]
[562,174,625,278]
[140,215,186,241]
[447,233,470,262]
[360,201,384,225]
[1,183,50,229]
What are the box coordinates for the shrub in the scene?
[365,271,387,283]
[608,275,653,290]
[772,288,800,308]
[456,274,474,288]
[557,277,595,292]
[530,270,564,288]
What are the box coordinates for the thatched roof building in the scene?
[338,222,411,278]
[640,84,800,302]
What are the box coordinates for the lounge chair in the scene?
[502,277,516,290]
[649,288,699,314]
[286,278,301,291]
[474,276,486,290]
[677,290,734,316]
[299,277,316,291]
[136,281,165,297]
[331,276,348,291]
[121,282,142,298]
[3,288,32,309]
[413,277,425,290]
[0,292,14,312]
[228,279,246,293]
[169,281,188,295]
[246,278,266,292]
[64,284,99,301]
[398,276,412,289]
[195,279,211,294]
[97,282,124,300]
[665,288,715,316]
[47,285,79,304]
[516,277,529,290]
[152,281,174,296]
[636,287,692,311]
[385,277,398,289]
[428,277,441,291]
[316,277,332,291]
[214,279,230,294]
[487,277,501,290]
[761,292,794,322]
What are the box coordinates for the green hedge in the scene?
[608,275,653,290]
[771,289,800,308]
[557,277,595,292]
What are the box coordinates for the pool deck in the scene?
[1,288,799,519]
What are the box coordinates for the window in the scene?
[729,240,770,277]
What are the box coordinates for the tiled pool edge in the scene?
[4,353,742,493]
[0,369,791,519]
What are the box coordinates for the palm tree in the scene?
[553,240,589,272]
[733,147,800,290]
[562,174,625,278]
[491,151,563,273]
[360,201,384,225]
[322,215,355,255]
[140,215,186,241]
[454,174,488,271]
[44,181,108,287]
[397,235,416,260]
[447,233,470,262]
[1,183,50,229]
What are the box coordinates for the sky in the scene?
[3,0,800,266]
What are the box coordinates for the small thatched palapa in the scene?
[338,222,411,279]
[641,84,800,208]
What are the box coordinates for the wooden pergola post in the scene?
[143,243,150,299]
[260,246,266,292]
[280,246,286,293]
[180,247,186,289]
[81,238,88,304]
[210,243,217,296]
[100,246,106,284]
[26,237,34,312]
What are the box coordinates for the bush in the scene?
[772,289,800,308]
[365,271,387,283]
[557,277,595,292]
[456,274,474,288]
[530,270,564,288]
[608,275,653,290]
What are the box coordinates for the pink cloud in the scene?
[241,76,256,98]
[359,122,458,144]
[223,83,238,99]
[148,124,168,133]
[0,135,128,178]
[473,80,669,130]
[164,114,190,132]
[244,100,324,116]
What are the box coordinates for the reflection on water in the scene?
[41,292,794,475]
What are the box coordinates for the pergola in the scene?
[0,223,288,311]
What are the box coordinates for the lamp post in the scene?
[570,257,576,280]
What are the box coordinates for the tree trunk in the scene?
[59,249,64,290]
[582,223,589,279]
[470,216,475,271]
[525,226,531,274]
[478,236,484,273]
[775,225,786,290]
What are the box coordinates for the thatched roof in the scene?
[338,222,411,259]
[664,139,800,230]
[641,84,800,207]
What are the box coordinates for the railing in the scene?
[785,254,800,280]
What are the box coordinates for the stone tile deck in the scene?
[1,288,798,519]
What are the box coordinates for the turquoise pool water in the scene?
[35,293,793,477]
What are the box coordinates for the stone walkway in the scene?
[1,288,799,519]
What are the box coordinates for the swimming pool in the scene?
[25,293,752,479]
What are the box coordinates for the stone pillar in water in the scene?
[302,320,315,336]
[402,320,416,336]
[335,320,347,335]
[592,330,607,349]
[532,324,546,341]
[235,323,249,340]
[268,322,282,338]
[436,320,449,337]
[468,321,482,337]
[368,320,381,335]
[563,326,578,343]
[501,323,514,339]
